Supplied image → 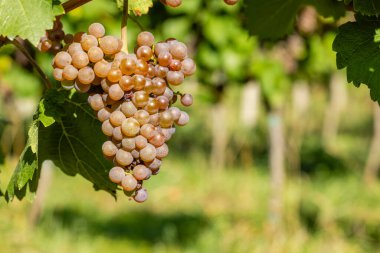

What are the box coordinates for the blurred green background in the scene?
[1,0,380,252]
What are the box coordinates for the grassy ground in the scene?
[1,156,380,253]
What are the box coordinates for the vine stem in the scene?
[121,0,129,53]
[10,38,52,90]
[63,0,92,13]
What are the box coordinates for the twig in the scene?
[128,14,145,31]
[121,0,129,53]
[63,0,92,13]
[10,38,52,89]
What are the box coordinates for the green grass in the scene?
[1,156,380,253]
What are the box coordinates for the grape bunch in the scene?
[38,18,73,53]
[52,23,195,203]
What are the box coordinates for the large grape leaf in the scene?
[333,15,380,102]
[116,0,153,16]
[344,0,380,16]
[38,91,117,197]
[0,0,58,45]
[5,121,40,201]
[244,0,346,39]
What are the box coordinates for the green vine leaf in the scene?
[245,0,346,39]
[38,91,117,197]
[333,15,380,102]
[0,0,57,45]
[5,120,39,202]
[346,0,380,16]
[116,0,153,16]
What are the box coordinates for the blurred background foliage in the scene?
[0,0,380,252]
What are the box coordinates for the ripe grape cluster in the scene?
[52,23,195,203]
[38,18,73,53]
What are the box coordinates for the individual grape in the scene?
[102,140,118,157]
[132,91,149,108]
[147,64,156,78]
[81,34,98,51]
[133,165,150,180]
[114,51,128,61]
[122,138,136,151]
[152,77,167,95]
[145,99,159,114]
[88,23,106,38]
[121,118,140,137]
[109,167,125,184]
[161,127,174,141]
[68,42,83,55]
[54,51,72,68]
[140,143,156,162]
[137,31,155,47]
[121,101,138,117]
[135,135,148,150]
[110,110,126,126]
[102,120,114,136]
[169,59,182,71]
[133,188,148,203]
[134,110,150,125]
[140,124,156,139]
[119,75,134,91]
[163,87,174,100]
[224,0,239,5]
[115,149,133,166]
[169,107,181,121]
[156,143,169,159]
[121,174,138,191]
[64,34,74,44]
[176,111,189,126]
[62,64,78,80]
[61,80,74,90]
[78,66,95,84]
[149,113,160,126]
[149,132,166,147]
[181,58,196,76]
[72,51,89,69]
[88,46,104,63]
[169,41,187,60]
[154,42,169,56]
[53,68,63,81]
[99,35,120,55]
[135,59,149,75]
[109,84,124,101]
[89,93,104,111]
[100,78,112,93]
[145,158,161,171]
[120,57,136,75]
[144,78,154,94]
[74,80,91,93]
[40,39,52,52]
[156,96,169,110]
[51,41,62,53]
[136,46,153,61]
[181,94,193,106]
[132,75,146,91]
[107,68,122,82]
[131,149,140,159]
[97,107,111,122]
[113,126,124,141]
[157,51,172,67]
[161,0,182,8]
[160,110,174,128]
[166,71,184,85]
[94,60,111,78]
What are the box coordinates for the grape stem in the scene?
[9,38,52,90]
[121,0,129,53]
[63,0,92,13]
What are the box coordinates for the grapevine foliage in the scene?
[333,15,380,103]
[116,0,153,16]
[244,0,346,39]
